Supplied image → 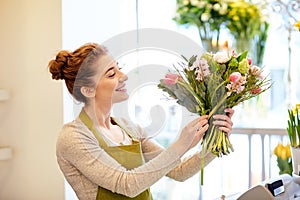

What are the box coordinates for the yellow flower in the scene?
[274,143,292,160]
[273,143,283,157]
[292,104,300,114]
[294,20,300,31]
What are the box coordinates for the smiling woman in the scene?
[47,42,234,200]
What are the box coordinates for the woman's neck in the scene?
[83,103,112,129]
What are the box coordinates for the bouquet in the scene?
[158,50,272,184]
[273,143,292,175]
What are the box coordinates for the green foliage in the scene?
[277,157,293,175]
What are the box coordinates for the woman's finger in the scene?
[224,108,234,118]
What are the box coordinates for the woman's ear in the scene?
[80,87,95,98]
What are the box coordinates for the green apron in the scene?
[79,110,153,200]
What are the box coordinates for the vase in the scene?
[291,147,300,175]
[235,37,252,54]
[201,38,219,53]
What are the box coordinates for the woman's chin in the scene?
[113,93,129,103]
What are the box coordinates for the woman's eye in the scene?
[108,72,115,78]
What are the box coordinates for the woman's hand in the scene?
[174,115,209,155]
[212,108,234,136]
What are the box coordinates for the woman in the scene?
[48,43,234,200]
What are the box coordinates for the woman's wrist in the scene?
[169,140,189,158]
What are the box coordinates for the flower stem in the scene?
[208,95,228,119]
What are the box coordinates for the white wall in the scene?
[0,0,64,199]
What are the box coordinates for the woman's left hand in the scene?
[212,108,234,136]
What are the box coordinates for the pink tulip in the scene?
[229,72,241,83]
[250,88,262,94]
[163,73,181,85]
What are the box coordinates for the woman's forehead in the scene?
[96,54,116,74]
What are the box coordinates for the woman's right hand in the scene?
[173,115,209,156]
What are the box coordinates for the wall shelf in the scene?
[0,147,12,160]
[0,89,10,101]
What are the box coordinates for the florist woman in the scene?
[48,42,234,200]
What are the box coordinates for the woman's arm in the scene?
[57,120,185,198]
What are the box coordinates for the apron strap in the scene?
[79,109,108,148]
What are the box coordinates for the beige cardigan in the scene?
[56,117,216,200]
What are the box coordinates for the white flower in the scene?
[213,51,230,63]
[219,4,228,15]
[201,13,210,22]
[213,3,221,11]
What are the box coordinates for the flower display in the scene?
[173,0,230,51]
[273,143,292,175]
[287,104,300,148]
[226,0,265,52]
[158,50,272,184]
[173,0,269,65]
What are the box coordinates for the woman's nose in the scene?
[119,72,128,82]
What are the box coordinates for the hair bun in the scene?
[48,50,70,80]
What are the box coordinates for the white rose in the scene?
[213,52,230,63]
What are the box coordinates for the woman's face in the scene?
[94,54,128,104]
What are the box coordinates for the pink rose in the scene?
[229,72,242,83]
[250,88,262,94]
[163,73,181,85]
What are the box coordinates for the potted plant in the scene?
[287,104,300,176]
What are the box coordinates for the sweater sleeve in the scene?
[56,119,182,198]
[140,138,216,182]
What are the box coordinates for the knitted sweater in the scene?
[56,117,216,200]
